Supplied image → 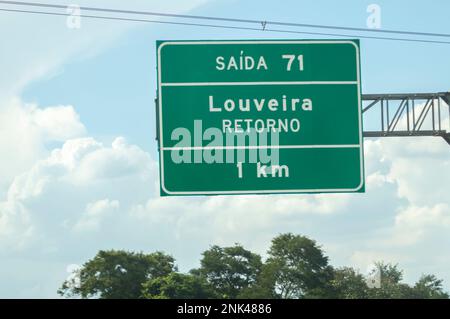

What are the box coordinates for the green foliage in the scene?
[411,274,449,299]
[58,250,176,299]
[195,244,263,299]
[141,272,217,299]
[58,235,449,300]
[330,267,369,299]
[237,262,281,299]
[264,233,334,298]
[367,262,412,299]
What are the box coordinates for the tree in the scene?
[264,233,334,299]
[329,265,450,299]
[367,262,414,299]
[330,267,369,299]
[142,272,217,299]
[411,274,449,299]
[58,250,176,299]
[58,236,450,300]
[237,261,281,299]
[196,244,263,299]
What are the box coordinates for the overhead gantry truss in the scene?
[362,92,450,145]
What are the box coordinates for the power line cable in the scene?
[1,7,450,45]
[1,0,450,39]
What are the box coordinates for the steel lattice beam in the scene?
[362,92,450,145]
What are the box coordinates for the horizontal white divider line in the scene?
[162,144,360,151]
[161,81,358,86]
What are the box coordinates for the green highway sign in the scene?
[156,40,364,196]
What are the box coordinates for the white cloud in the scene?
[389,156,449,205]
[29,105,86,141]
[350,250,409,271]
[362,137,450,205]
[391,204,450,245]
[366,170,394,190]
[0,98,86,197]
[74,137,152,183]
[73,199,120,232]
[0,200,34,251]
[0,136,156,252]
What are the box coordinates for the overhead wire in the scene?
[1,1,450,45]
[1,0,450,39]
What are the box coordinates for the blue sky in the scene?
[0,0,449,298]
